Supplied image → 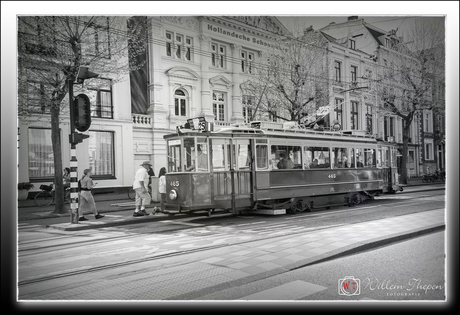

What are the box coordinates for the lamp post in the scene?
[69,66,99,224]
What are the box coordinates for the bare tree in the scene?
[371,18,445,184]
[18,16,147,213]
[242,26,329,125]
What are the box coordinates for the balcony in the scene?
[132,114,152,129]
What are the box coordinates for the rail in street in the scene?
[18,188,446,300]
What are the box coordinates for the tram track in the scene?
[18,190,443,256]
[18,190,444,287]
[18,222,347,287]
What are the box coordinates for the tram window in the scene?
[168,139,181,172]
[384,148,390,167]
[256,145,268,170]
[271,145,302,169]
[376,149,382,168]
[182,137,208,172]
[332,147,350,168]
[355,148,365,168]
[349,148,356,168]
[304,147,330,169]
[227,143,236,170]
[365,148,376,167]
[237,140,251,170]
[183,137,195,171]
[391,148,397,168]
[211,139,226,171]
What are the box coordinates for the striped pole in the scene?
[70,145,79,223]
[68,76,80,224]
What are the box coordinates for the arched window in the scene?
[174,89,187,116]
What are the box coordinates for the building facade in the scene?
[18,16,444,194]
[18,16,136,193]
[318,16,444,177]
[131,16,290,174]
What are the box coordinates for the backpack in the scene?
[78,179,82,192]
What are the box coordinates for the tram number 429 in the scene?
[170,180,180,187]
[328,174,337,179]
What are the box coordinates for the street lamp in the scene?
[68,66,99,224]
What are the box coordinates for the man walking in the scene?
[133,161,152,217]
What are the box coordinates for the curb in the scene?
[168,223,446,300]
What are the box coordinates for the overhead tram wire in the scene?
[53,16,438,87]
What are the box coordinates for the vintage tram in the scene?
[163,120,402,216]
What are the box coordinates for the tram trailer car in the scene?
[163,124,402,216]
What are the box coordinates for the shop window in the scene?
[28,128,55,180]
[88,131,115,178]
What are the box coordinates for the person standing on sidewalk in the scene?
[78,169,105,221]
[158,167,167,212]
[133,161,152,217]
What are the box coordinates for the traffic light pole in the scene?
[68,78,80,224]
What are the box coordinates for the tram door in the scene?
[210,138,253,210]
[380,144,399,191]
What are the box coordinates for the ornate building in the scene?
[130,16,290,174]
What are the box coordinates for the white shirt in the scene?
[133,167,149,190]
[159,175,166,194]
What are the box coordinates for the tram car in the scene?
[163,119,402,216]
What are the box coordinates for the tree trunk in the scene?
[50,106,65,214]
[400,119,412,185]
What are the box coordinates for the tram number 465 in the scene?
[170,180,180,187]
[328,174,337,179]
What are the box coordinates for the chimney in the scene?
[304,25,313,35]
[348,16,359,21]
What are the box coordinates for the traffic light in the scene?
[74,94,91,132]
[76,66,99,84]
[69,132,90,145]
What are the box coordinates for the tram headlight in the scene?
[169,189,178,200]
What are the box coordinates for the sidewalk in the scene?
[27,208,445,300]
[18,179,445,226]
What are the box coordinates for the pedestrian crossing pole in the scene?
[70,144,79,224]
[68,67,98,224]
[68,77,79,224]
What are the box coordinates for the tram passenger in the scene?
[186,145,208,171]
[277,153,295,169]
[310,159,319,168]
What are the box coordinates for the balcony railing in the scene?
[132,114,152,128]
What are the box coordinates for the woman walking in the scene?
[158,167,167,212]
[78,169,105,221]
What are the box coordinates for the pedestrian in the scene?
[158,167,167,212]
[78,169,105,221]
[63,167,71,189]
[147,165,155,191]
[133,161,152,217]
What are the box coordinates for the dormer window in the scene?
[349,39,356,50]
